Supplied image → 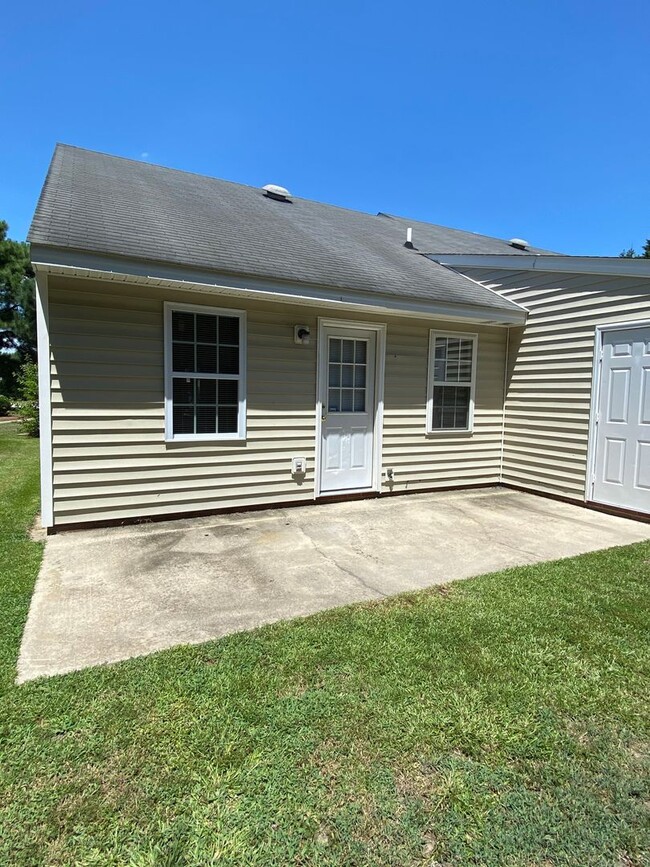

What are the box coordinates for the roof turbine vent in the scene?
[509,238,529,251]
[263,183,292,202]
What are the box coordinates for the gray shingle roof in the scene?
[377,213,556,256]
[29,144,536,315]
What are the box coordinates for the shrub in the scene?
[0,395,11,416]
[17,362,39,437]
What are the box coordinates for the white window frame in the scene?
[426,330,478,435]
[164,301,247,443]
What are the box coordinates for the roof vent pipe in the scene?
[509,238,529,250]
[404,227,415,249]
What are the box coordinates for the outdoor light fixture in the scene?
[294,325,311,345]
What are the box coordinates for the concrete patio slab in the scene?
[17,487,650,682]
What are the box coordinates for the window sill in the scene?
[425,428,474,437]
[165,434,247,444]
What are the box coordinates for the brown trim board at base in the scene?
[501,483,650,525]
[46,481,649,534]
[47,482,498,533]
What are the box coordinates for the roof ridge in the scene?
[48,145,525,243]
[50,145,402,226]
[52,143,268,193]
[380,210,518,247]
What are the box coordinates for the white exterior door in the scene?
[592,325,650,513]
[319,326,376,494]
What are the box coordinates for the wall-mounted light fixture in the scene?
[294,325,311,345]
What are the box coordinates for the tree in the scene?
[17,360,39,437]
[619,238,650,259]
[0,221,36,360]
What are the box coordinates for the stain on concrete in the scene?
[17,488,650,682]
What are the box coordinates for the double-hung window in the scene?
[427,331,477,433]
[164,303,246,441]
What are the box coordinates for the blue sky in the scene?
[2,0,649,254]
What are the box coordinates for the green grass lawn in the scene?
[0,423,648,866]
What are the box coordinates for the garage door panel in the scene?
[607,368,630,423]
[635,442,650,491]
[641,367,650,424]
[603,438,626,485]
[612,341,632,357]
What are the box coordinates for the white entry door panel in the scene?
[592,326,650,513]
[319,327,376,493]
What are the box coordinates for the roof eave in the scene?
[30,245,527,326]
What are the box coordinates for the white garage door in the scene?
[592,325,650,513]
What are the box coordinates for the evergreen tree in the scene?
[619,238,650,259]
[0,221,36,360]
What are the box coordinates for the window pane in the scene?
[459,340,473,360]
[342,364,354,387]
[434,359,446,381]
[341,389,354,412]
[433,335,474,386]
[218,405,238,433]
[432,385,470,430]
[196,343,217,373]
[219,345,239,375]
[173,378,194,404]
[355,341,367,364]
[172,342,195,372]
[196,405,217,434]
[173,405,194,435]
[196,314,217,344]
[196,379,217,404]
[342,340,355,363]
[328,365,340,387]
[353,390,365,412]
[328,389,340,412]
[218,379,238,405]
[439,408,452,427]
[172,310,243,376]
[446,360,460,382]
[354,366,366,388]
[459,362,472,382]
[329,339,341,363]
[172,311,194,342]
[219,316,240,346]
[455,387,470,427]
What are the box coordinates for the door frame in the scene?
[585,318,650,505]
[315,317,386,499]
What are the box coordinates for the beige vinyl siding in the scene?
[382,324,505,492]
[48,275,507,526]
[457,267,650,502]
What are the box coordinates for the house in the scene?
[28,144,650,530]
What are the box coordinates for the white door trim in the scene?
[585,318,650,505]
[315,318,386,498]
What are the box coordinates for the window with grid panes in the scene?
[166,306,245,440]
[428,333,476,432]
[327,337,368,413]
